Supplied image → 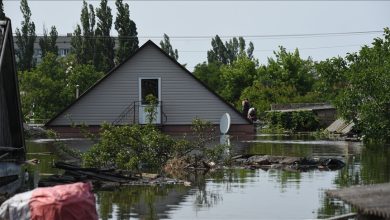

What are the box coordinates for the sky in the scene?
[5,1,390,71]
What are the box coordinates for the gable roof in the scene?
[45,40,251,126]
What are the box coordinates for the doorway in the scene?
[138,78,161,124]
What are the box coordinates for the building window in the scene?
[59,48,70,57]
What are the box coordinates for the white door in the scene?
[139,78,161,124]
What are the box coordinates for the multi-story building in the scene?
[13,34,72,63]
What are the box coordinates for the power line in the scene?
[13,30,384,40]
[4,0,388,1]
[179,44,364,52]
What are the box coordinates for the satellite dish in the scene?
[219,113,231,134]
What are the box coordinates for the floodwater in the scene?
[25,135,390,220]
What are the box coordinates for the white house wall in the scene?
[49,43,249,126]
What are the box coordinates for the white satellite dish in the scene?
[219,113,231,134]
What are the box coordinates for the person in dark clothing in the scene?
[242,98,250,118]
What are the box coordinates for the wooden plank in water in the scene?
[326,183,390,219]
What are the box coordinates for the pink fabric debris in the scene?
[29,182,98,220]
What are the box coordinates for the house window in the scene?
[140,79,159,104]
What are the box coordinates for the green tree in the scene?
[247,42,254,60]
[19,54,104,120]
[83,124,177,172]
[336,28,390,142]
[0,1,5,19]
[71,25,83,62]
[39,26,58,58]
[15,0,36,71]
[64,54,105,97]
[115,0,138,64]
[266,47,315,96]
[95,0,115,72]
[19,53,69,119]
[207,35,228,65]
[207,36,255,65]
[241,80,299,113]
[219,56,258,105]
[160,34,178,61]
[193,62,223,93]
[71,1,96,65]
[239,47,318,114]
[314,57,347,101]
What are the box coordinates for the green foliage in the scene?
[144,94,158,124]
[95,0,115,72]
[15,0,36,71]
[336,28,390,143]
[115,0,138,64]
[39,26,58,58]
[71,0,96,66]
[264,47,315,96]
[219,56,258,104]
[265,111,320,132]
[82,118,229,172]
[82,124,177,172]
[160,34,179,61]
[314,57,347,101]
[193,62,222,93]
[240,47,319,114]
[18,54,103,120]
[0,1,4,19]
[70,25,83,62]
[187,118,230,165]
[207,35,228,65]
[207,35,255,65]
[198,40,321,117]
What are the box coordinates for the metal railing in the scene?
[111,102,136,125]
[112,101,167,126]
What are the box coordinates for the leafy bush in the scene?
[265,111,320,132]
[82,124,178,172]
[82,118,230,173]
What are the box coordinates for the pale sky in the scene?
[5,1,390,70]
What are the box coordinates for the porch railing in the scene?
[112,101,167,126]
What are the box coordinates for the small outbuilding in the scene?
[45,40,253,137]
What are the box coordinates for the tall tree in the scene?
[207,35,228,65]
[0,1,5,19]
[160,34,178,61]
[336,28,390,142]
[71,0,96,65]
[71,25,83,62]
[39,25,58,58]
[194,62,223,93]
[240,46,318,113]
[95,0,115,72]
[247,42,254,60]
[207,36,255,65]
[115,0,138,64]
[314,57,347,101]
[219,56,258,104]
[19,54,104,120]
[15,0,36,71]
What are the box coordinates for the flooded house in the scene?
[45,40,253,137]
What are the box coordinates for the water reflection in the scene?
[96,185,190,220]
[24,137,390,219]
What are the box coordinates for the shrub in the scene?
[265,111,320,132]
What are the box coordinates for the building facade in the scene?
[45,40,254,137]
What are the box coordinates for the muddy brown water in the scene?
[25,135,390,219]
